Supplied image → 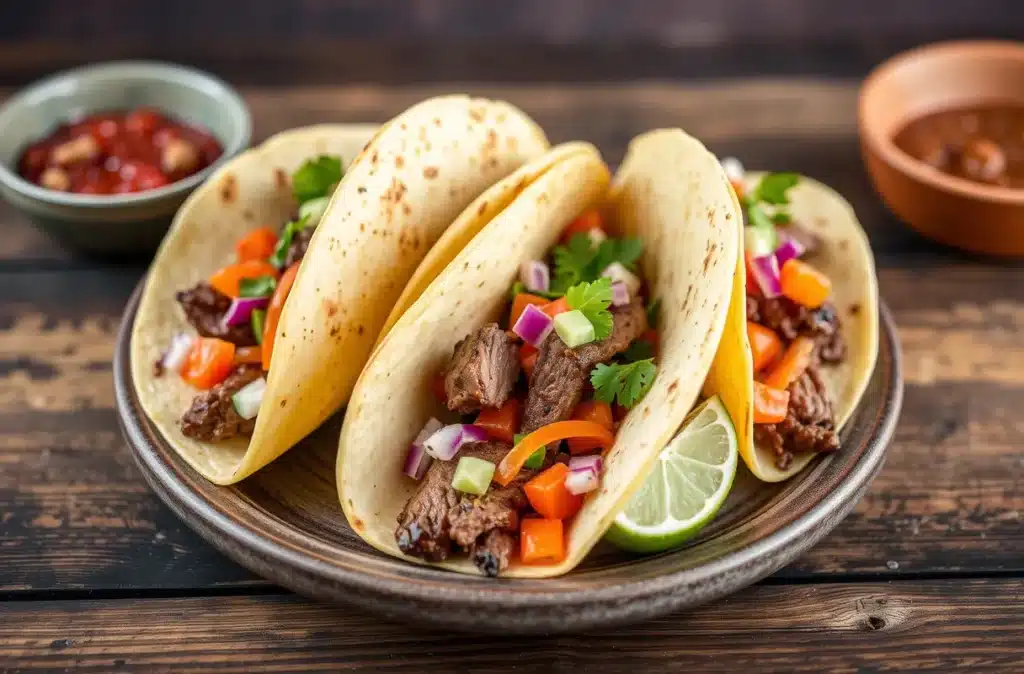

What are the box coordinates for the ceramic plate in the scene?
[114,281,902,634]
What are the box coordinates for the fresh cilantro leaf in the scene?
[745,202,775,230]
[239,275,277,298]
[510,281,561,301]
[551,233,595,294]
[646,297,661,329]
[268,214,311,268]
[292,155,343,205]
[589,237,643,276]
[752,172,800,206]
[590,359,657,409]
[621,339,654,362]
[250,309,266,345]
[771,211,792,225]
[566,277,613,340]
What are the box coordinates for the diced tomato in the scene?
[261,264,300,371]
[747,321,783,373]
[780,259,832,309]
[524,463,584,520]
[115,161,169,193]
[520,343,538,379]
[567,401,614,454]
[475,399,520,443]
[152,127,179,149]
[763,336,816,390]
[540,296,570,318]
[209,260,281,298]
[236,227,279,263]
[124,107,163,137]
[233,345,262,366]
[496,420,615,486]
[509,292,548,330]
[641,328,659,355]
[182,338,236,389]
[753,382,790,424]
[430,372,447,402]
[520,518,565,565]
[744,251,761,296]
[560,209,604,242]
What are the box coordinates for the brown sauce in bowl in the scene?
[892,102,1024,189]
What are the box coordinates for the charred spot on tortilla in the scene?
[395,155,405,169]
[839,239,849,251]
[703,243,717,272]
[849,303,861,316]
[219,174,238,203]
[469,106,486,122]
[668,380,679,394]
[507,136,519,152]
[280,399,287,408]
[274,168,288,190]
[323,299,339,317]
[423,166,439,179]
[357,325,365,335]
[371,150,379,165]
[433,117,442,128]
[815,217,828,229]
[242,209,254,221]
[353,517,364,532]
[357,186,367,194]
[402,204,412,216]
[477,201,488,216]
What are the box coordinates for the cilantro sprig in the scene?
[590,359,657,409]
[742,172,799,230]
[269,214,311,269]
[551,234,643,295]
[239,275,277,298]
[565,277,614,340]
[292,155,343,205]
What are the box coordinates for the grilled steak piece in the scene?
[444,323,520,414]
[180,365,263,441]
[754,365,839,469]
[396,441,533,575]
[746,294,846,364]
[284,226,315,268]
[522,301,647,433]
[176,282,258,347]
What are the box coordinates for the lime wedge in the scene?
[605,395,738,553]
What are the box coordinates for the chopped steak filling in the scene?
[176,282,258,347]
[396,441,533,576]
[746,294,846,364]
[284,226,314,268]
[522,301,647,433]
[444,323,520,414]
[754,365,839,469]
[180,365,263,441]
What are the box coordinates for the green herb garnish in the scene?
[239,275,277,298]
[742,172,800,232]
[565,277,613,341]
[590,358,657,409]
[509,281,561,301]
[621,339,655,363]
[551,234,643,295]
[523,448,546,470]
[268,214,311,269]
[250,309,267,345]
[292,155,343,205]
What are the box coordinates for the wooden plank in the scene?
[1,260,1023,591]
[2,580,1023,671]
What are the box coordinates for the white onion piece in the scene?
[231,377,266,420]
[403,418,444,480]
[601,262,641,296]
[162,333,195,374]
[512,303,554,347]
[221,296,270,328]
[414,417,444,445]
[569,454,603,475]
[519,260,550,294]
[423,424,488,461]
[565,467,600,495]
[720,156,745,183]
[610,281,630,307]
[586,228,607,249]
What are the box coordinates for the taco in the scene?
[337,130,741,577]
[703,161,879,482]
[131,96,549,485]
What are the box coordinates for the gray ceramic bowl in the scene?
[0,61,251,257]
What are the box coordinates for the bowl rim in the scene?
[0,59,252,209]
[859,39,1024,206]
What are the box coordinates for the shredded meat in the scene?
[175,283,258,347]
[284,226,315,268]
[754,365,839,469]
[180,365,263,441]
[522,301,647,433]
[395,441,532,576]
[746,294,846,364]
[444,324,520,414]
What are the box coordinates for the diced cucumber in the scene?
[298,196,330,227]
[744,224,777,258]
[451,456,496,495]
[554,310,596,347]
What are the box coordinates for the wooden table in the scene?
[2,80,1023,672]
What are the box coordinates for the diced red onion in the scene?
[519,260,550,294]
[600,262,641,296]
[610,281,630,307]
[750,254,782,298]
[586,228,607,249]
[568,454,603,476]
[513,303,554,347]
[221,296,270,328]
[403,418,444,480]
[423,423,488,461]
[162,333,194,374]
[566,455,603,495]
[773,235,806,268]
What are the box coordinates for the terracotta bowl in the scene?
[859,41,1024,256]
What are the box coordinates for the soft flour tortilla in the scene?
[132,96,549,485]
[704,173,879,482]
[337,129,741,577]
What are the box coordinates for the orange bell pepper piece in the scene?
[261,263,300,371]
[762,336,816,390]
[209,259,280,298]
[181,337,236,389]
[475,399,521,444]
[520,343,538,379]
[495,420,615,486]
[524,463,584,520]
[509,293,548,330]
[233,345,262,366]
[540,296,570,319]
[567,401,614,454]
[753,382,790,424]
[520,518,565,565]
[235,226,279,263]
[780,258,832,309]
[747,321,783,373]
[560,209,604,242]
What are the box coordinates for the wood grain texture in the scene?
[2,581,1023,672]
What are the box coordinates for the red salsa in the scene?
[17,107,223,195]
